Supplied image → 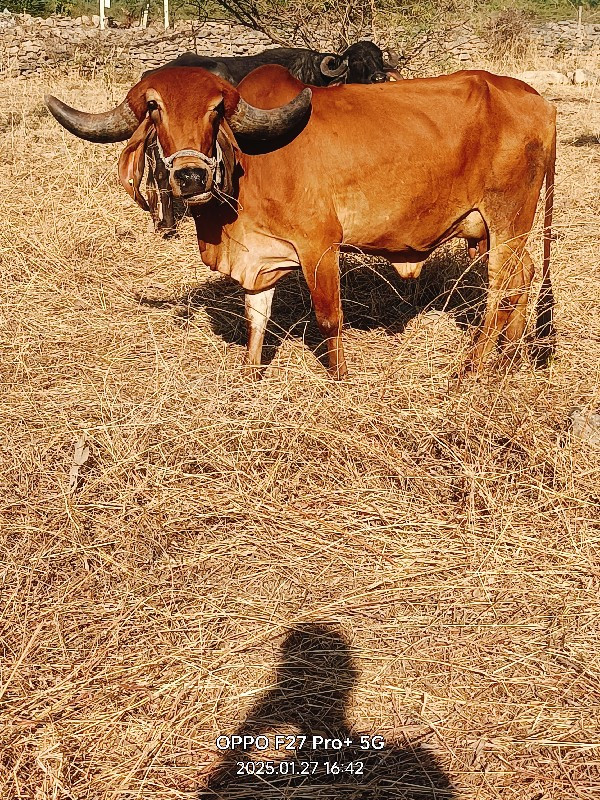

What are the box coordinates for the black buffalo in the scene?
[143,41,400,235]
[144,41,398,87]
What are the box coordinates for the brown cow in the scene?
[46,65,556,378]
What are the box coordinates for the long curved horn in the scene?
[227,88,312,140]
[44,95,139,143]
[320,55,348,78]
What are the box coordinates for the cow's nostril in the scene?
[174,167,208,197]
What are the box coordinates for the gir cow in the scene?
[140,41,401,235]
[46,64,556,379]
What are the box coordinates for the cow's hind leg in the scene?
[467,235,534,371]
[501,247,535,364]
[245,286,275,379]
[467,237,489,263]
[301,246,348,379]
[467,239,479,261]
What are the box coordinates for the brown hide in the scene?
[202,65,555,376]
[227,66,550,273]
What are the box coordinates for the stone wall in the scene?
[1,10,600,78]
[398,19,600,66]
[531,19,600,58]
[0,13,276,77]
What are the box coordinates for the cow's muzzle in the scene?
[174,166,209,200]
[157,140,223,205]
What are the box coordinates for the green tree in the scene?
[5,0,50,14]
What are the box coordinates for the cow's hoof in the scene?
[244,364,264,382]
[497,345,522,372]
[529,339,556,369]
[328,366,349,381]
[449,360,478,391]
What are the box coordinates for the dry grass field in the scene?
[1,65,599,800]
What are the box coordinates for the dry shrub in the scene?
[487,9,533,61]
[0,68,599,800]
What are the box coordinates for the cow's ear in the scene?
[124,82,148,121]
[221,85,241,119]
[118,117,153,211]
[217,122,239,198]
[219,118,240,154]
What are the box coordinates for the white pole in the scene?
[164,0,169,29]
[99,0,104,30]
[577,4,583,69]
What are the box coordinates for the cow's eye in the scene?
[147,100,159,114]
[213,100,225,116]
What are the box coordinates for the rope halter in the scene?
[155,136,224,188]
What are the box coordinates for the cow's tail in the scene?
[534,120,556,361]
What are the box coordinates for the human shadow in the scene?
[162,250,487,369]
[199,623,456,799]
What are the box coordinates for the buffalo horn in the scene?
[44,95,138,143]
[319,55,348,78]
[227,88,312,140]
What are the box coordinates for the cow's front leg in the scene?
[244,286,275,379]
[302,247,348,380]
